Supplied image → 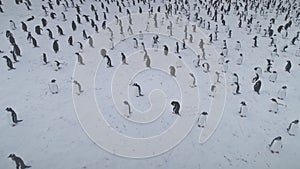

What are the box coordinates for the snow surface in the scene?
[0,0,300,169]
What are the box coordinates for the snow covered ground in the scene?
[0,0,300,169]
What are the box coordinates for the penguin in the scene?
[68,36,73,46]
[222,60,229,73]
[145,57,151,68]
[49,79,59,94]
[21,22,28,32]
[54,60,61,71]
[171,101,181,116]
[254,67,262,76]
[197,112,208,128]
[42,53,49,65]
[269,71,277,82]
[121,52,128,65]
[233,82,241,95]
[277,86,287,100]
[163,45,168,55]
[202,62,210,73]
[269,98,278,114]
[266,59,272,73]
[169,66,176,77]
[26,16,34,22]
[235,41,241,51]
[56,25,64,35]
[71,20,76,31]
[50,12,56,19]
[189,73,197,87]
[35,25,42,35]
[236,53,243,65]
[123,101,132,118]
[9,20,17,30]
[287,120,299,136]
[88,36,94,48]
[232,73,239,85]
[13,44,21,57]
[285,60,291,73]
[252,73,259,83]
[75,52,84,65]
[209,85,216,97]
[8,154,31,169]
[46,29,54,39]
[61,12,67,21]
[253,36,258,47]
[41,18,47,27]
[132,83,143,97]
[31,37,39,47]
[53,40,59,53]
[268,136,282,154]
[73,80,84,95]
[77,42,83,50]
[2,56,15,70]
[104,55,113,68]
[176,56,183,68]
[253,80,261,95]
[133,38,138,48]
[82,30,88,39]
[238,101,247,117]
[6,107,23,126]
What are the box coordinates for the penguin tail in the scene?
[25,165,31,168]
[17,120,23,123]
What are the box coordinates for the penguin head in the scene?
[5,107,11,111]
[51,79,56,83]
[241,101,246,105]
[271,98,277,102]
[282,86,287,89]
[275,136,282,141]
[202,112,208,115]
[8,154,15,158]
[294,120,299,124]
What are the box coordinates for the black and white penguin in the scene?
[222,60,229,73]
[21,21,28,32]
[13,44,21,57]
[73,80,84,95]
[71,20,77,31]
[253,80,261,95]
[88,36,94,47]
[133,38,138,48]
[202,62,210,73]
[2,56,15,70]
[269,98,278,114]
[75,52,84,65]
[82,29,88,39]
[238,101,247,117]
[31,37,39,47]
[197,111,208,128]
[9,20,17,30]
[6,107,22,126]
[53,40,59,53]
[232,73,239,85]
[287,120,298,136]
[252,73,259,83]
[121,52,128,65]
[68,36,73,46]
[42,53,49,65]
[268,136,282,153]
[10,51,18,62]
[132,83,143,97]
[104,55,113,68]
[171,101,181,116]
[8,154,31,169]
[277,86,287,100]
[163,45,169,55]
[56,25,64,35]
[35,25,42,35]
[169,66,176,77]
[233,82,241,95]
[41,18,47,27]
[49,79,59,94]
[209,85,216,97]
[269,71,277,82]
[54,60,61,71]
[46,29,54,39]
[123,101,132,118]
[285,60,291,73]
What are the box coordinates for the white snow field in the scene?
[0,0,300,169]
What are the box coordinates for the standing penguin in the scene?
[104,55,113,68]
[123,101,132,118]
[269,71,277,82]
[238,101,247,117]
[236,53,243,65]
[189,73,197,87]
[73,80,84,95]
[169,66,176,77]
[121,52,128,65]
[68,36,73,46]
[268,136,282,154]
[21,22,28,32]
[41,18,47,27]
[42,53,49,65]
[13,44,21,57]
[269,98,278,114]
[132,83,143,97]
[233,82,241,95]
[253,80,261,95]
[222,60,229,73]
[2,56,15,70]
[75,52,84,65]
[6,107,23,126]
[277,86,287,100]
[209,85,216,97]
[56,25,64,35]
[35,25,42,35]
[171,101,181,116]
[8,154,31,169]
[71,20,77,31]
[31,37,39,47]
[285,60,291,73]
[53,40,59,53]
[49,79,59,94]
[287,120,299,136]
[163,45,169,55]
[9,20,17,30]
[202,62,210,73]
[197,111,208,128]
[46,29,54,39]
[88,36,94,47]
[145,57,151,68]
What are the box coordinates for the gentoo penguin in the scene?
[268,136,282,153]
[254,80,261,95]
[75,52,84,65]
[121,52,128,65]
[163,45,169,55]
[171,101,181,116]
[233,82,241,95]
[232,73,239,85]
[35,25,42,35]
[68,36,73,46]
[189,73,197,87]
[77,42,83,50]
[2,56,15,70]
[54,60,61,71]
[132,83,143,97]
[269,71,277,82]
[73,80,84,95]
[236,53,243,65]
[88,36,94,47]
[145,57,151,68]
[82,30,88,39]
[252,73,259,83]
[287,120,299,136]
[235,41,241,51]
[56,25,64,35]
[8,154,31,169]
[238,101,247,117]
[104,55,113,68]
[42,53,49,65]
[209,85,216,97]
[197,112,208,128]
[123,101,132,118]
[9,20,17,30]
[222,60,229,73]
[49,79,59,94]
[50,12,56,19]
[13,44,21,56]
[269,98,278,114]
[53,40,59,53]
[31,37,39,47]
[71,20,76,31]
[176,56,183,68]
[254,67,262,76]
[6,107,23,126]
[202,62,210,73]
[215,72,221,83]
[277,86,287,100]
[41,18,47,27]
[46,29,54,39]
[169,66,176,77]
[285,60,291,73]
[133,38,138,48]
[21,22,28,32]
[76,14,82,24]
